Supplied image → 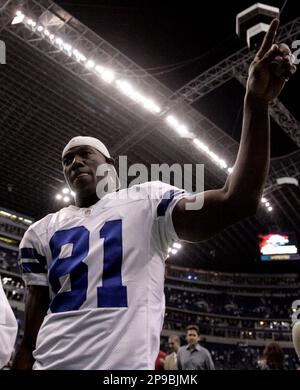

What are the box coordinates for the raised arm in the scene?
[173,19,297,242]
[11,285,49,370]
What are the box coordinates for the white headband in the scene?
[62,136,111,159]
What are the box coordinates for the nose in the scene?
[71,154,85,169]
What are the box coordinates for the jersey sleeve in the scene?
[0,279,18,368]
[19,226,49,286]
[147,181,189,254]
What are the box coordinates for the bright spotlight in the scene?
[101,70,115,83]
[173,242,182,249]
[85,60,95,69]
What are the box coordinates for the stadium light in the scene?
[173,242,182,249]
[95,65,104,74]
[166,115,192,138]
[85,60,95,69]
[101,70,115,83]
[177,125,190,137]
[12,12,25,25]
[27,19,36,27]
[116,80,161,114]
[55,37,64,46]
[260,197,274,212]
[56,188,74,203]
[193,138,228,170]
[73,49,86,63]
[63,43,73,54]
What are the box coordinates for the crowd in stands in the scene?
[166,266,299,288]
[0,249,20,274]
[0,222,26,239]
[165,286,295,319]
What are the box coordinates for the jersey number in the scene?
[48,220,127,313]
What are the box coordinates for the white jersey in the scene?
[0,278,18,368]
[19,181,187,370]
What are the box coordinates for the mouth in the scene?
[73,173,89,182]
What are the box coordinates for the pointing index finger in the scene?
[256,18,280,59]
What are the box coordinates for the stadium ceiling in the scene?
[0,0,300,269]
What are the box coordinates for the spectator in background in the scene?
[0,277,18,368]
[177,325,214,370]
[257,342,285,370]
[164,335,181,370]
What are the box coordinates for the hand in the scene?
[246,18,297,103]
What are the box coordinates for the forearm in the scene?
[11,342,35,370]
[11,285,49,370]
[224,91,270,213]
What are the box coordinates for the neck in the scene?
[75,193,100,208]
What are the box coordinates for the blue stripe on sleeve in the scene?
[20,247,47,273]
[21,262,47,274]
[157,189,184,217]
[20,248,47,266]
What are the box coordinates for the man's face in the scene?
[186,330,200,346]
[62,145,107,197]
[168,338,179,353]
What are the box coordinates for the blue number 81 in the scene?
[49,220,127,313]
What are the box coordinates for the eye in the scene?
[81,150,91,158]
[63,156,72,165]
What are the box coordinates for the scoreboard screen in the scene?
[259,233,300,261]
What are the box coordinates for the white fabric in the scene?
[19,181,187,370]
[62,136,111,159]
[293,321,300,357]
[0,278,18,368]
